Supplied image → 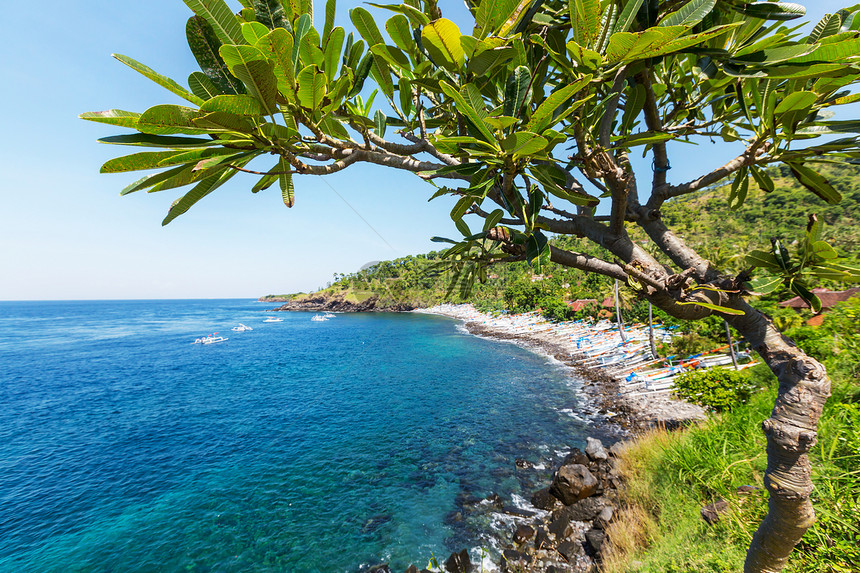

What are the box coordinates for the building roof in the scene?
[568,299,598,311]
[779,287,860,310]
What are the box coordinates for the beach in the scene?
[415,303,707,431]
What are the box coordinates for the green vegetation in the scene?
[672,368,757,412]
[604,300,860,572]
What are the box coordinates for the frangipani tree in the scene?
[83,1,860,570]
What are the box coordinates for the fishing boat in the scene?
[192,333,228,345]
[311,314,328,322]
[323,312,336,318]
[231,323,253,332]
[263,316,283,323]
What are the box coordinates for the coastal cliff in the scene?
[269,292,417,312]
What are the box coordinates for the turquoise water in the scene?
[0,300,597,572]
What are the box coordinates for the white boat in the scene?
[193,333,228,345]
[323,312,336,318]
[311,314,328,322]
[231,323,253,332]
[263,316,283,323]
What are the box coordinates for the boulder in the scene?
[585,437,608,461]
[444,549,472,573]
[608,441,628,458]
[548,513,572,540]
[554,496,608,522]
[530,487,560,511]
[501,549,530,572]
[534,526,553,550]
[368,564,391,573]
[561,448,590,466]
[585,528,606,553]
[557,540,582,563]
[701,499,729,525]
[594,506,614,530]
[513,524,535,544]
[550,464,598,505]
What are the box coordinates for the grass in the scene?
[602,367,860,572]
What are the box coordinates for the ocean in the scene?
[0,299,599,572]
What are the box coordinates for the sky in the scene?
[0,1,851,300]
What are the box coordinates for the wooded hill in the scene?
[310,164,859,321]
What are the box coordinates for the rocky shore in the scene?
[269,292,417,312]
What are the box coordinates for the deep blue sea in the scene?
[0,299,601,572]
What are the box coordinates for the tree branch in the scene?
[549,245,629,282]
[599,65,628,149]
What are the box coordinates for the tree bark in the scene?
[722,300,831,573]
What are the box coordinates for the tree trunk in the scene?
[723,300,831,573]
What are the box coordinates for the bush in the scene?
[673,368,756,411]
[540,296,573,322]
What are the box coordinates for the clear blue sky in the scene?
[0,1,848,300]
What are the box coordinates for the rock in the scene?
[368,564,391,573]
[701,499,729,525]
[585,437,608,461]
[513,524,535,544]
[556,540,581,563]
[534,526,553,550]
[585,528,606,553]
[485,493,504,509]
[561,448,590,466]
[444,549,472,573]
[594,506,614,530]
[501,549,530,572]
[548,513,572,540]
[515,458,532,469]
[737,485,758,495]
[608,441,628,458]
[404,566,418,573]
[550,464,598,505]
[552,496,607,523]
[502,505,536,518]
[531,487,560,511]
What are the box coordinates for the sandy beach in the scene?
[416,303,706,431]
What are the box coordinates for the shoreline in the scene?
[414,304,706,432]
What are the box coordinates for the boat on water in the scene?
[323,312,336,318]
[263,317,283,323]
[231,323,253,332]
[311,314,328,322]
[192,333,228,345]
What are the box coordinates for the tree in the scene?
[83,1,860,570]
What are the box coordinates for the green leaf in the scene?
[323,26,345,79]
[220,45,279,114]
[808,12,842,43]
[256,28,296,96]
[279,157,295,207]
[101,151,186,173]
[439,81,497,145]
[570,0,601,48]
[728,166,749,210]
[618,131,674,147]
[421,18,466,71]
[730,1,806,21]
[80,110,141,128]
[461,84,488,120]
[242,21,271,44]
[385,14,413,53]
[296,65,326,109]
[99,134,227,148]
[774,91,817,114]
[119,165,190,196]
[525,230,550,271]
[746,249,782,270]
[527,75,592,133]
[186,16,246,96]
[162,166,240,225]
[254,0,288,29]
[194,111,255,132]
[181,0,245,45]
[112,54,204,106]
[483,209,505,232]
[323,0,337,40]
[374,109,387,137]
[614,0,645,34]
[790,280,822,312]
[788,162,843,204]
[658,0,715,28]
[503,65,531,118]
[200,94,266,115]
[350,6,385,46]
[497,0,533,37]
[137,105,211,135]
[745,274,783,294]
[188,72,221,100]
[501,131,548,157]
[749,165,775,193]
[366,2,430,27]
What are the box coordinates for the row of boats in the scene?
[460,309,757,396]
[193,312,337,344]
